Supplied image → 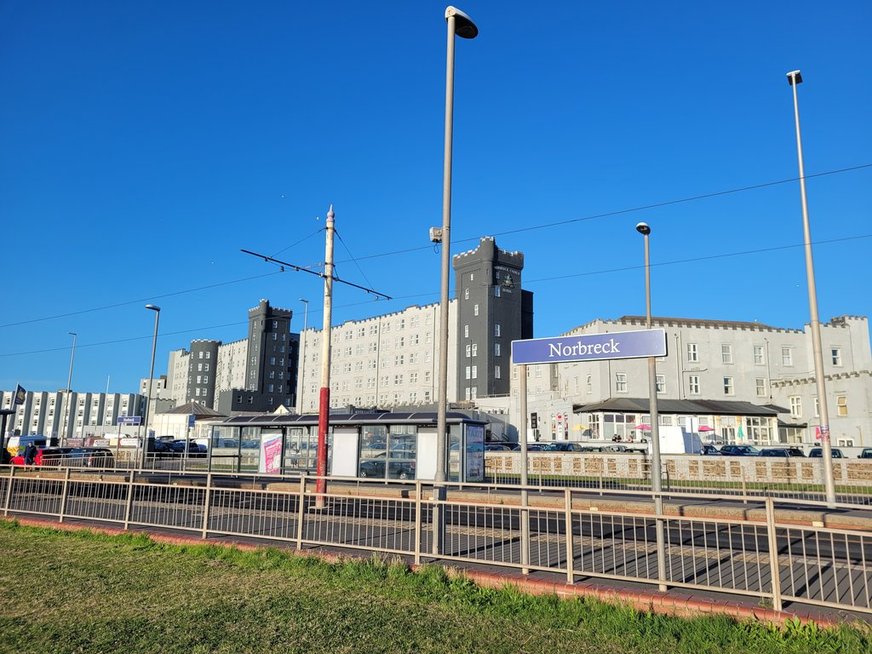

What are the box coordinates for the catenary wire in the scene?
[2,231,868,359]
[1,163,869,331]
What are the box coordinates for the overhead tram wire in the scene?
[331,162,872,265]
[2,162,868,331]
[0,271,283,330]
[334,229,378,296]
[2,230,869,360]
[240,249,392,300]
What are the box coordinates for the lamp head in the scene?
[145,304,161,312]
[635,222,651,236]
[786,70,803,86]
[446,6,478,39]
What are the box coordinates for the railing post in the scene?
[200,472,213,540]
[296,474,306,550]
[765,496,783,612]
[598,472,603,496]
[414,480,422,566]
[521,481,530,575]
[3,466,14,516]
[59,467,71,523]
[742,467,748,504]
[123,470,135,530]
[564,488,574,585]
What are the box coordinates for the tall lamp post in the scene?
[636,221,667,591]
[435,6,478,486]
[433,5,477,554]
[298,298,309,414]
[786,70,836,507]
[141,304,161,468]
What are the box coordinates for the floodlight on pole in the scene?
[433,5,477,553]
[435,5,478,485]
[786,69,836,507]
[637,221,667,592]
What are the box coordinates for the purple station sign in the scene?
[512,329,667,365]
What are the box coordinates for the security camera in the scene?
[429,227,443,243]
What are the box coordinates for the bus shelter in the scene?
[209,411,486,482]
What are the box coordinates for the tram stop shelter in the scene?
[209,410,487,483]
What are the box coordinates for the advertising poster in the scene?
[259,435,283,474]
[465,424,484,483]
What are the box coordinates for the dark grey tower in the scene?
[188,340,220,407]
[453,237,533,401]
[246,299,294,409]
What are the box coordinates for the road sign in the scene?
[188,414,196,429]
[117,415,142,426]
[512,329,667,365]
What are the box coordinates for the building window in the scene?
[473,304,479,316]
[586,375,592,394]
[686,343,698,362]
[197,363,203,372]
[721,344,733,364]
[754,345,765,365]
[688,375,700,395]
[615,373,627,393]
[755,378,766,397]
[464,288,469,300]
[465,344,471,358]
[813,398,819,418]
[205,351,211,359]
[465,366,471,380]
[837,395,848,416]
[782,347,793,366]
[723,376,734,395]
[494,285,501,298]
[471,344,477,357]
[831,348,842,366]
[494,366,501,379]
[464,324,469,338]
[494,343,501,357]
[789,396,802,417]
[471,366,477,379]
[655,374,665,394]
[494,324,501,337]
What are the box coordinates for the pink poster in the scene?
[260,436,283,474]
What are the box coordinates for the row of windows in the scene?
[686,343,843,367]
[463,324,501,338]
[612,372,767,397]
[789,395,849,417]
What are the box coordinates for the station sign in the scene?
[117,415,142,426]
[512,328,667,365]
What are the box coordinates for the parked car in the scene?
[358,454,415,480]
[809,447,844,458]
[760,448,805,457]
[541,442,585,452]
[701,444,721,456]
[859,448,872,459]
[168,440,207,457]
[484,443,512,452]
[719,445,762,456]
[525,443,545,452]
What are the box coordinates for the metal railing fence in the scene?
[3,466,871,615]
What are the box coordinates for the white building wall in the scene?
[167,349,190,405]
[505,315,872,447]
[216,339,248,394]
[297,301,457,412]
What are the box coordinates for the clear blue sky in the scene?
[1,1,870,394]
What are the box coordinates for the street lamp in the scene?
[64,331,77,443]
[435,5,478,489]
[786,70,836,506]
[141,304,161,468]
[636,221,667,591]
[298,298,309,413]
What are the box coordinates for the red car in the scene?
[11,447,114,468]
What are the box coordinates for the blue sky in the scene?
[1,1,870,394]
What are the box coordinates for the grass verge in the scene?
[0,520,868,654]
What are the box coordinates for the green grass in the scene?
[0,521,868,654]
